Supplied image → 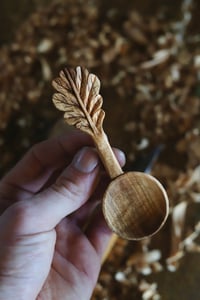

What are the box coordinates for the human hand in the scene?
[0,130,125,300]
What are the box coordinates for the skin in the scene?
[0,130,125,300]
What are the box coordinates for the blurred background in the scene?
[0,0,200,299]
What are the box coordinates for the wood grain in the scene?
[103,172,169,240]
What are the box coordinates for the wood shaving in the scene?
[0,0,200,298]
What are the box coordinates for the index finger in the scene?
[0,130,93,198]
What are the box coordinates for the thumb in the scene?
[1,147,100,236]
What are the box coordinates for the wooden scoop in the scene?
[52,66,169,240]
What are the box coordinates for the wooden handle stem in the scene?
[93,131,123,179]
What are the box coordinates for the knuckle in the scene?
[8,201,32,232]
[53,175,83,200]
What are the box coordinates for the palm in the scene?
[38,218,101,300]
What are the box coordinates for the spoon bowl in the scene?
[102,171,169,240]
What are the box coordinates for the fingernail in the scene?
[72,147,99,173]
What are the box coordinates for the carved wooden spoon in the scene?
[52,66,169,240]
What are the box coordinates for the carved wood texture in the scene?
[52,66,105,137]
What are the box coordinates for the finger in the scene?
[31,147,125,233]
[53,217,102,286]
[67,148,126,228]
[82,148,126,259]
[0,147,101,235]
[85,206,112,259]
[0,130,93,201]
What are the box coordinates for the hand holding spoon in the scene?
[52,66,169,240]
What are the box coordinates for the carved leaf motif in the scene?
[52,66,105,136]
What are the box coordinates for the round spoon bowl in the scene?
[102,172,169,240]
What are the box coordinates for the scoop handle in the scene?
[93,131,123,179]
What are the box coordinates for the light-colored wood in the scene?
[102,234,118,263]
[103,172,169,240]
[52,66,123,179]
[93,131,123,179]
[52,66,169,241]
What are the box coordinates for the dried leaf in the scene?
[52,66,105,136]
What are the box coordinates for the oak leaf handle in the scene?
[52,66,105,137]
